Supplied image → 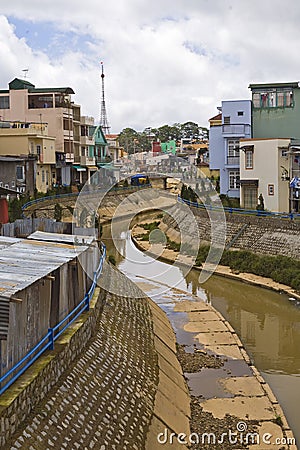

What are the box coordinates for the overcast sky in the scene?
[0,0,300,133]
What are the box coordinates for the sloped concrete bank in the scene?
[0,260,191,449]
[160,203,300,259]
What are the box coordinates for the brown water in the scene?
[103,226,300,444]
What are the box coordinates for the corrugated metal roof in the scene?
[28,231,94,245]
[0,232,94,298]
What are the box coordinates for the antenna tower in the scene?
[99,61,111,135]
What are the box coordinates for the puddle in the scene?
[185,358,252,399]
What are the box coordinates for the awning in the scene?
[239,179,259,186]
[87,166,98,170]
[73,165,86,172]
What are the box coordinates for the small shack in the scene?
[0,231,99,377]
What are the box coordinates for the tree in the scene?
[180,121,209,142]
[54,203,63,221]
[118,128,139,154]
[157,124,181,142]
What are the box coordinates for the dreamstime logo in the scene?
[72,161,226,296]
[157,422,296,446]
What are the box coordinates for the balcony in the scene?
[96,156,112,165]
[65,153,74,164]
[222,124,251,136]
[226,156,240,166]
[80,155,96,166]
[80,135,94,146]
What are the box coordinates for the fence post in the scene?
[85,293,90,312]
[48,328,54,350]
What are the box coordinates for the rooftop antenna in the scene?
[22,69,29,79]
[99,61,111,135]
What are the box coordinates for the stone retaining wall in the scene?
[160,205,300,259]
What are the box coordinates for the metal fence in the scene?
[1,218,65,237]
[178,196,300,220]
[0,243,106,396]
[21,184,152,214]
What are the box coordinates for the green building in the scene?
[250,82,300,139]
[160,140,176,155]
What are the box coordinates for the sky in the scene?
[0,0,300,133]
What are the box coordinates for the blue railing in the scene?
[21,184,152,213]
[178,196,300,220]
[0,243,106,396]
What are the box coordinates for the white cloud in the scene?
[1,1,300,132]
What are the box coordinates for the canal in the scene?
[102,225,300,444]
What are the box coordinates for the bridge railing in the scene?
[0,243,106,396]
[178,196,300,220]
[21,184,152,213]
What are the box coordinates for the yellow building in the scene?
[0,121,56,193]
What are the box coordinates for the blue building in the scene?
[209,100,252,198]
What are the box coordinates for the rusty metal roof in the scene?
[0,232,94,298]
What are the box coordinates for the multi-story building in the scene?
[0,121,56,193]
[239,138,291,212]
[250,82,300,139]
[209,100,252,198]
[0,78,78,186]
[73,116,109,185]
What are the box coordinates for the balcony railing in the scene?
[222,124,251,135]
[65,153,74,163]
[226,156,240,165]
[80,156,96,166]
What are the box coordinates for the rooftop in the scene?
[4,78,75,95]
[0,232,95,298]
[249,82,299,90]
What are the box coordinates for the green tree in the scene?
[54,203,63,221]
[118,127,139,154]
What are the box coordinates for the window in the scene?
[36,145,41,157]
[237,111,244,116]
[245,150,253,169]
[228,139,240,157]
[63,119,73,131]
[42,170,45,183]
[28,95,53,109]
[229,170,240,189]
[252,88,294,108]
[0,96,10,109]
[224,116,231,125]
[11,181,15,188]
[268,184,275,196]
[281,149,288,157]
[16,166,25,181]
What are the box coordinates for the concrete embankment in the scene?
[161,202,300,259]
[1,261,191,449]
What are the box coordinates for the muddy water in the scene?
[102,226,300,443]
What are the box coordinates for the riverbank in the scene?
[130,227,298,449]
[132,223,300,302]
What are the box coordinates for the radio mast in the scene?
[99,61,111,135]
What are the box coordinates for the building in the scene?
[250,82,300,140]
[0,121,56,193]
[209,100,252,198]
[0,78,78,186]
[0,231,99,377]
[239,138,291,212]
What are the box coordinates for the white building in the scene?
[239,138,290,212]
